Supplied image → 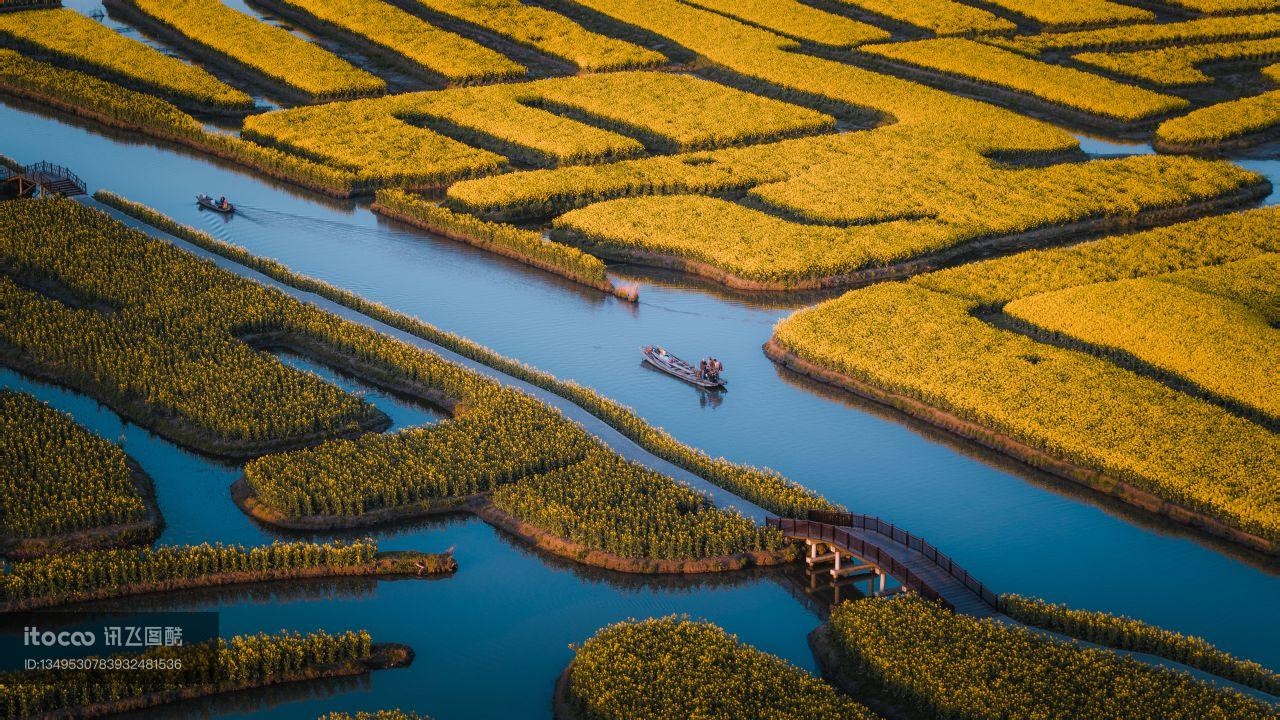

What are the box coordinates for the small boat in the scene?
[641,345,726,389]
[196,193,234,214]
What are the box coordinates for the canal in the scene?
[3,39,1278,720]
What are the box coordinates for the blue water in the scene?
[3,82,1279,717]
[0,369,825,720]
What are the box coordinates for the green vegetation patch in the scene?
[0,390,151,550]
[566,617,878,720]
[827,595,1277,720]
[1001,595,1280,695]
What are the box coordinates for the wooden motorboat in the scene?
[196,193,234,214]
[641,345,726,389]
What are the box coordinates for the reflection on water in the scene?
[0,370,821,720]
[3,96,1280,717]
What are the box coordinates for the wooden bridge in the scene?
[2,162,87,198]
[766,511,1000,617]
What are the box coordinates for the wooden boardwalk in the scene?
[767,512,1000,617]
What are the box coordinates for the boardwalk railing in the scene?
[22,161,87,196]
[807,510,1000,610]
[766,516,955,611]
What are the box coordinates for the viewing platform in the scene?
[2,161,87,198]
[767,511,1000,618]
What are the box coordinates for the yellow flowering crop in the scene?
[992,13,1280,54]
[1163,0,1278,13]
[1002,594,1280,695]
[828,0,1014,36]
[0,9,251,110]
[123,0,384,100]
[0,391,147,542]
[773,208,1280,542]
[1005,271,1279,421]
[266,0,525,83]
[568,617,879,720]
[412,0,665,71]
[548,148,1259,285]
[243,70,833,181]
[682,0,889,47]
[1156,87,1280,149]
[861,38,1188,122]
[984,0,1152,29]
[829,595,1278,720]
[1075,38,1280,86]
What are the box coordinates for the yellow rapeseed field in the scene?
[1005,274,1279,420]
[829,0,1014,36]
[829,596,1277,720]
[861,38,1188,122]
[568,617,879,720]
[266,0,525,83]
[244,71,832,179]
[124,0,385,100]
[682,0,889,47]
[993,13,1280,53]
[984,0,1152,29]
[1163,0,1278,13]
[1156,87,1280,149]
[0,9,251,110]
[0,391,147,542]
[773,208,1280,541]
[412,0,665,71]
[1075,37,1280,86]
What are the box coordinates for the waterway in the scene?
[3,50,1279,720]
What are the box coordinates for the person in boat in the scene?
[698,358,708,380]
[218,195,228,210]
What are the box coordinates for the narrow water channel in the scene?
[3,77,1278,716]
[0,365,827,720]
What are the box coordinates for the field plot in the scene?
[1156,84,1280,151]
[681,0,889,48]
[563,617,879,720]
[0,198,386,458]
[828,0,1015,36]
[1164,0,1279,14]
[408,0,666,71]
[983,0,1153,29]
[106,0,385,101]
[253,0,525,84]
[770,208,1280,551]
[0,390,157,557]
[243,71,833,181]
[493,135,1259,288]
[992,13,1280,53]
[1004,271,1279,422]
[1074,38,1280,86]
[0,8,252,111]
[822,596,1276,720]
[860,38,1188,126]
